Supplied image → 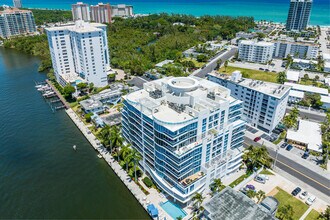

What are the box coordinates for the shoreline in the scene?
[23,7,330,27]
[65,108,175,220]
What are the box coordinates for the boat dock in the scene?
[35,80,70,112]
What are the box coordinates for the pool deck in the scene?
[66,108,194,219]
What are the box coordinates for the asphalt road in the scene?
[285,107,326,123]
[193,47,238,78]
[244,137,330,197]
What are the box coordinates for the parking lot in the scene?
[246,170,328,213]
[229,59,285,73]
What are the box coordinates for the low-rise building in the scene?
[284,82,329,96]
[0,8,37,38]
[292,58,317,69]
[203,187,275,220]
[273,40,318,59]
[80,99,104,114]
[122,76,246,203]
[236,31,257,39]
[286,120,322,152]
[238,40,274,64]
[208,71,291,133]
[286,70,300,82]
[111,4,133,17]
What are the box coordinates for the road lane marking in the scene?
[271,155,330,191]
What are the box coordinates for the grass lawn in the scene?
[219,66,278,83]
[305,209,320,220]
[274,187,309,220]
[273,130,286,145]
[181,57,205,68]
[229,173,251,188]
[260,169,274,175]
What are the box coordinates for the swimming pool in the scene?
[160,201,187,219]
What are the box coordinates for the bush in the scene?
[143,177,153,188]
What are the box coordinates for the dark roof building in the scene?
[203,187,275,220]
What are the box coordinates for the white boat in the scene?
[35,84,43,88]
[97,154,103,159]
[73,145,77,150]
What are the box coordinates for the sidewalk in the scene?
[245,130,330,179]
[66,109,174,220]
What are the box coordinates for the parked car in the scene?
[255,174,269,184]
[286,144,293,151]
[259,68,264,70]
[306,196,316,205]
[273,129,282,135]
[291,187,302,196]
[254,137,261,142]
[299,191,308,200]
[280,142,288,148]
[302,151,309,159]
[246,184,255,190]
[270,134,278,142]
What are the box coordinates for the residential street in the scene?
[243,137,330,198]
[192,47,238,78]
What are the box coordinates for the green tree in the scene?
[277,72,287,84]
[77,82,88,90]
[224,60,229,72]
[216,59,223,69]
[89,83,94,93]
[210,178,223,195]
[242,145,273,173]
[131,148,142,182]
[84,113,92,123]
[63,84,75,99]
[192,192,204,210]
[109,126,123,152]
[256,190,266,203]
[246,190,257,199]
[283,107,299,129]
[318,205,330,220]
[277,204,294,220]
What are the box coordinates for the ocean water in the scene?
[0,47,149,219]
[2,0,330,25]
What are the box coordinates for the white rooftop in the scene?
[324,61,330,68]
[46,20,106,33]
[284,82,329,96]
[209,71,291,99]
[293,58,317,64]
[323,53,330,61]
[239,40,274,47]
[124,76,231,131]
[289,90,304,99]
[286,70,300,82]
[321,95,330,104]
[155,60,174,68]
[286,120,322,152]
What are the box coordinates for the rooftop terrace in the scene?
[124,76,231,131]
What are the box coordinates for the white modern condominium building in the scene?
[122,77,246,203]
[238,40,274,64]
[72,2,91,21]
[208,71,291,133]
[273,40,318,59]
[0,8,36,38]
[111,4,133,17]
[46,21,110,87]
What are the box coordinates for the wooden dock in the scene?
[45,80,70,109]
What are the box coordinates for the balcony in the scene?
[180,171,205,187]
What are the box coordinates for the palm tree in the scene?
[210,178,223,195]
[246,190,257,199]
[131,148,142,182]
[124,150,133,172]
[216,59,222,69]
[242,145,272,173]
[277,204,294,220]
[256,190,266,203]
[224,60,229,72]
[109,126,123,153]
[192,192,204,210]
[98,125,111,150]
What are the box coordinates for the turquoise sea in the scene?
[3,0,330,25]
